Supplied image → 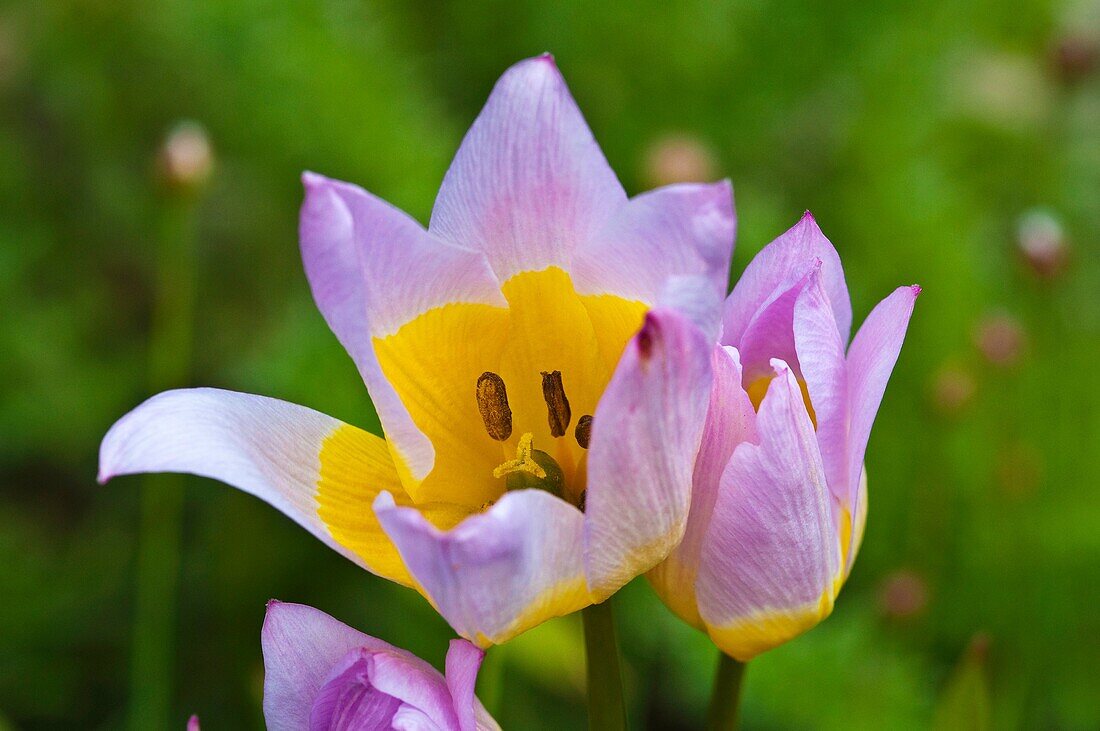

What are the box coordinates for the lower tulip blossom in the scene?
[99,55,731,645]
[262,601,499,731]
[649,213,919,661]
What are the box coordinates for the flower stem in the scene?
[129,193,198,730]
[706,652,747,731]
[582,599,628,731]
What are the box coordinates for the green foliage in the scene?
[1,0,1098,727]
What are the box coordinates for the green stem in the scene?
[582,599,628,731]
[129,196,197,730]
[706,653,747,731]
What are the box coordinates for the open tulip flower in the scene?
[649,213,919,661]
[263,601,499,730]
[99,55,731,645]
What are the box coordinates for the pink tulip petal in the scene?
[697,361,841,660]
[793,269,850,504]
[98,388,396,574]
[262,601,394,731]
[445,640,493,731]
[583,308,713,599]
[844,285,919,566]
[300,173,505,484]
[647,345,757,627]
[721,212,851,346]
[573,180,736,303]
[374,490,591,646]
[429,55,627,281]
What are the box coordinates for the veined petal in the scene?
[735,263,816,383]
[98,388,427,585]
[573,180,736,304]
[262,601,394,731]
[429,55,627,281]
[445,640,499,731]
[722,212,852,346]
[844,285,919,566]
[794,269,849,504]
[583,308,713,600]
[697,361,842,661]
[647,345,757,627]
[301,173,507,491]
[374,490,592,647]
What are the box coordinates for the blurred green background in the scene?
[2,0,1098,728]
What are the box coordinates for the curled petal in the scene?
[375,490,592,646]
[648,345,757,627]
[583,308,713,599]
[722,212,851,346]
[429,54,627,280]
[300,173,505,489]
[445,640,498,731]
[697,361,842,661]
[98,388,424,585]
[573,180,736,304]
[262,601,391,731]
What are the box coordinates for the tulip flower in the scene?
[649,213,918,662]
[262,601,498,730]
[99,54,731,646]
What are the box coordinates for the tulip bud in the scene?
[157,121,214,193]
[973,311,1026,368]
[1052,35,1099,82]
[995,441,1043,498]
[930,363,976,416]
[1016,208,1068,280]
[642,133,718,187]
[878,569,929,621]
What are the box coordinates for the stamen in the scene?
[541,370,572,437]
[575,414,593,449]
[476,371,512,441]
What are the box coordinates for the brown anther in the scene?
[476,372,512,441]
[540,370,572,437]
[575,414,593,449]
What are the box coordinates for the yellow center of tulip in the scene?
[370,266,647,509]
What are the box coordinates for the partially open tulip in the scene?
[649,213,918,660]
[262,601,498,731]
[99,55,731,646]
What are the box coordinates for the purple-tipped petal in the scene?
[722,212,852,346]
[262,602,391,731]
[573,180,736,304]
[301,174,506,486]
[696,361,842,661]
[429,55,627,280]
[793,269,850,503]
[186,715,200,731]
[375,490,591,646]
[445,640,491,731]
[844,285,919,565]
[583,308,713,599]
[98,388,413,582]
[647,345,757,627]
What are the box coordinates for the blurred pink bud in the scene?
[930,363,976,416]
[1016,209,1068,279]
[995,441,1043,498]
[642,133,718,187]
[974,311,1026,368]
[186,715,200,731]
[878,569,929,620]
[1053,35,1099,82]
[158,121,214,192]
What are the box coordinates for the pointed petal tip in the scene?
[911,283,923,297]
[535,52,556,65]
